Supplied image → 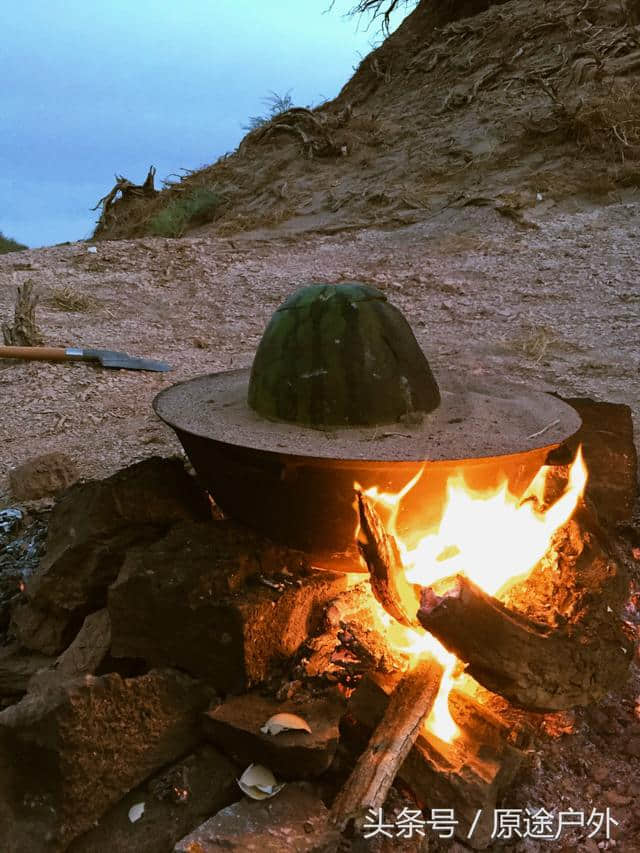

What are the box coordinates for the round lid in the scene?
[153,366,581,463]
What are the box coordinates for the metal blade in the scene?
[83,349,172,372]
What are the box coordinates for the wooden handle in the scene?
[0,346,70,362]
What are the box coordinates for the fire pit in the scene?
[150,283,634,841]
[153,282,581,569]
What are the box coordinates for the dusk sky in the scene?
[3,1,406,248]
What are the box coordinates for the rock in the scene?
[592,765,609,783]
[551,398,637,526]
[108,521,351,691]
[173,783,333,852]
[0,643,53,696]
[203,691,344,778]
[28,608,111,692]
[9,452,79,501]
[628,780,640,797]
[23,457,210,629]
[604,790,632,807]
[624,737,640,758]
[67,745,238,853]
[0,668,210,851]
[10,599,73,655]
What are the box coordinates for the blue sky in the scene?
[2,1,406,248]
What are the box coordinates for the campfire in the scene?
[0,283,637,852]
[327,442,630,842]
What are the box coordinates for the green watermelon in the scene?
[248,282,441,427]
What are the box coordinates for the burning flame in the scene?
[362,447,587,742]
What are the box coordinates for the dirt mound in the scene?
[94,0,640,241]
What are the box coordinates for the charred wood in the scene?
[356,490,420,627]
[417,568,631,711]
[348,670,523,849]
[330,654,443,830]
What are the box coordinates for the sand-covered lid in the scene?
[154,283,581,462]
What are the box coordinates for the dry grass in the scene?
[568,84,640,162]
[502,326,557,364]
[49,286,94,312]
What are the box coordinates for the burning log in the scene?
[330,653,444,830]
[417,570,631,711]
[348,670,524,849]
[357,479,631,712]
[356,490,420,627]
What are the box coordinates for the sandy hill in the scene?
[94,0,640,241]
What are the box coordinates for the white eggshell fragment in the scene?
[237,764,286,800]
[128,802,145,823]
[260,713,312,736]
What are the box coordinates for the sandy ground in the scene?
[1,198,638,506]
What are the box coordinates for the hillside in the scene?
[93,0,640,241]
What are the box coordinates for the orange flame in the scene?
[362,447,588,742]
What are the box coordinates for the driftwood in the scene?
[349,670,523,849]
[356,490,420,627]
[92,166,158,234]
[2,281,43,346]
[330,654,443,829]
[417,569,631,711]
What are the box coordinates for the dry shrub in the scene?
[570,85,640,162]
[50,286,94,312]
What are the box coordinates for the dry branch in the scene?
[330,653,443,830]
[2,281,44,346]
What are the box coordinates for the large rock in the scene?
[0,668,210,851]
[9,452,79,501]
[0,643,53,696]
[552,398,638,525]
[174,784,333,853]
[28,608,111,692]
[203,691,344,778]
[68,745,238,853]
[16,458,209,652]
[109,521,352,691]
[10,600,72,656]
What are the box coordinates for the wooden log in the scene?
[356,490,420,627]
[2,281,44,347]
[330,653,444,829]
[417,570,631,711]
[348,670,523,850]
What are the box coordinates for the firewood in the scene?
[348,670,524,849]
[330,653,443,830]
[356,490,420,627]
[417,571,631,711]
